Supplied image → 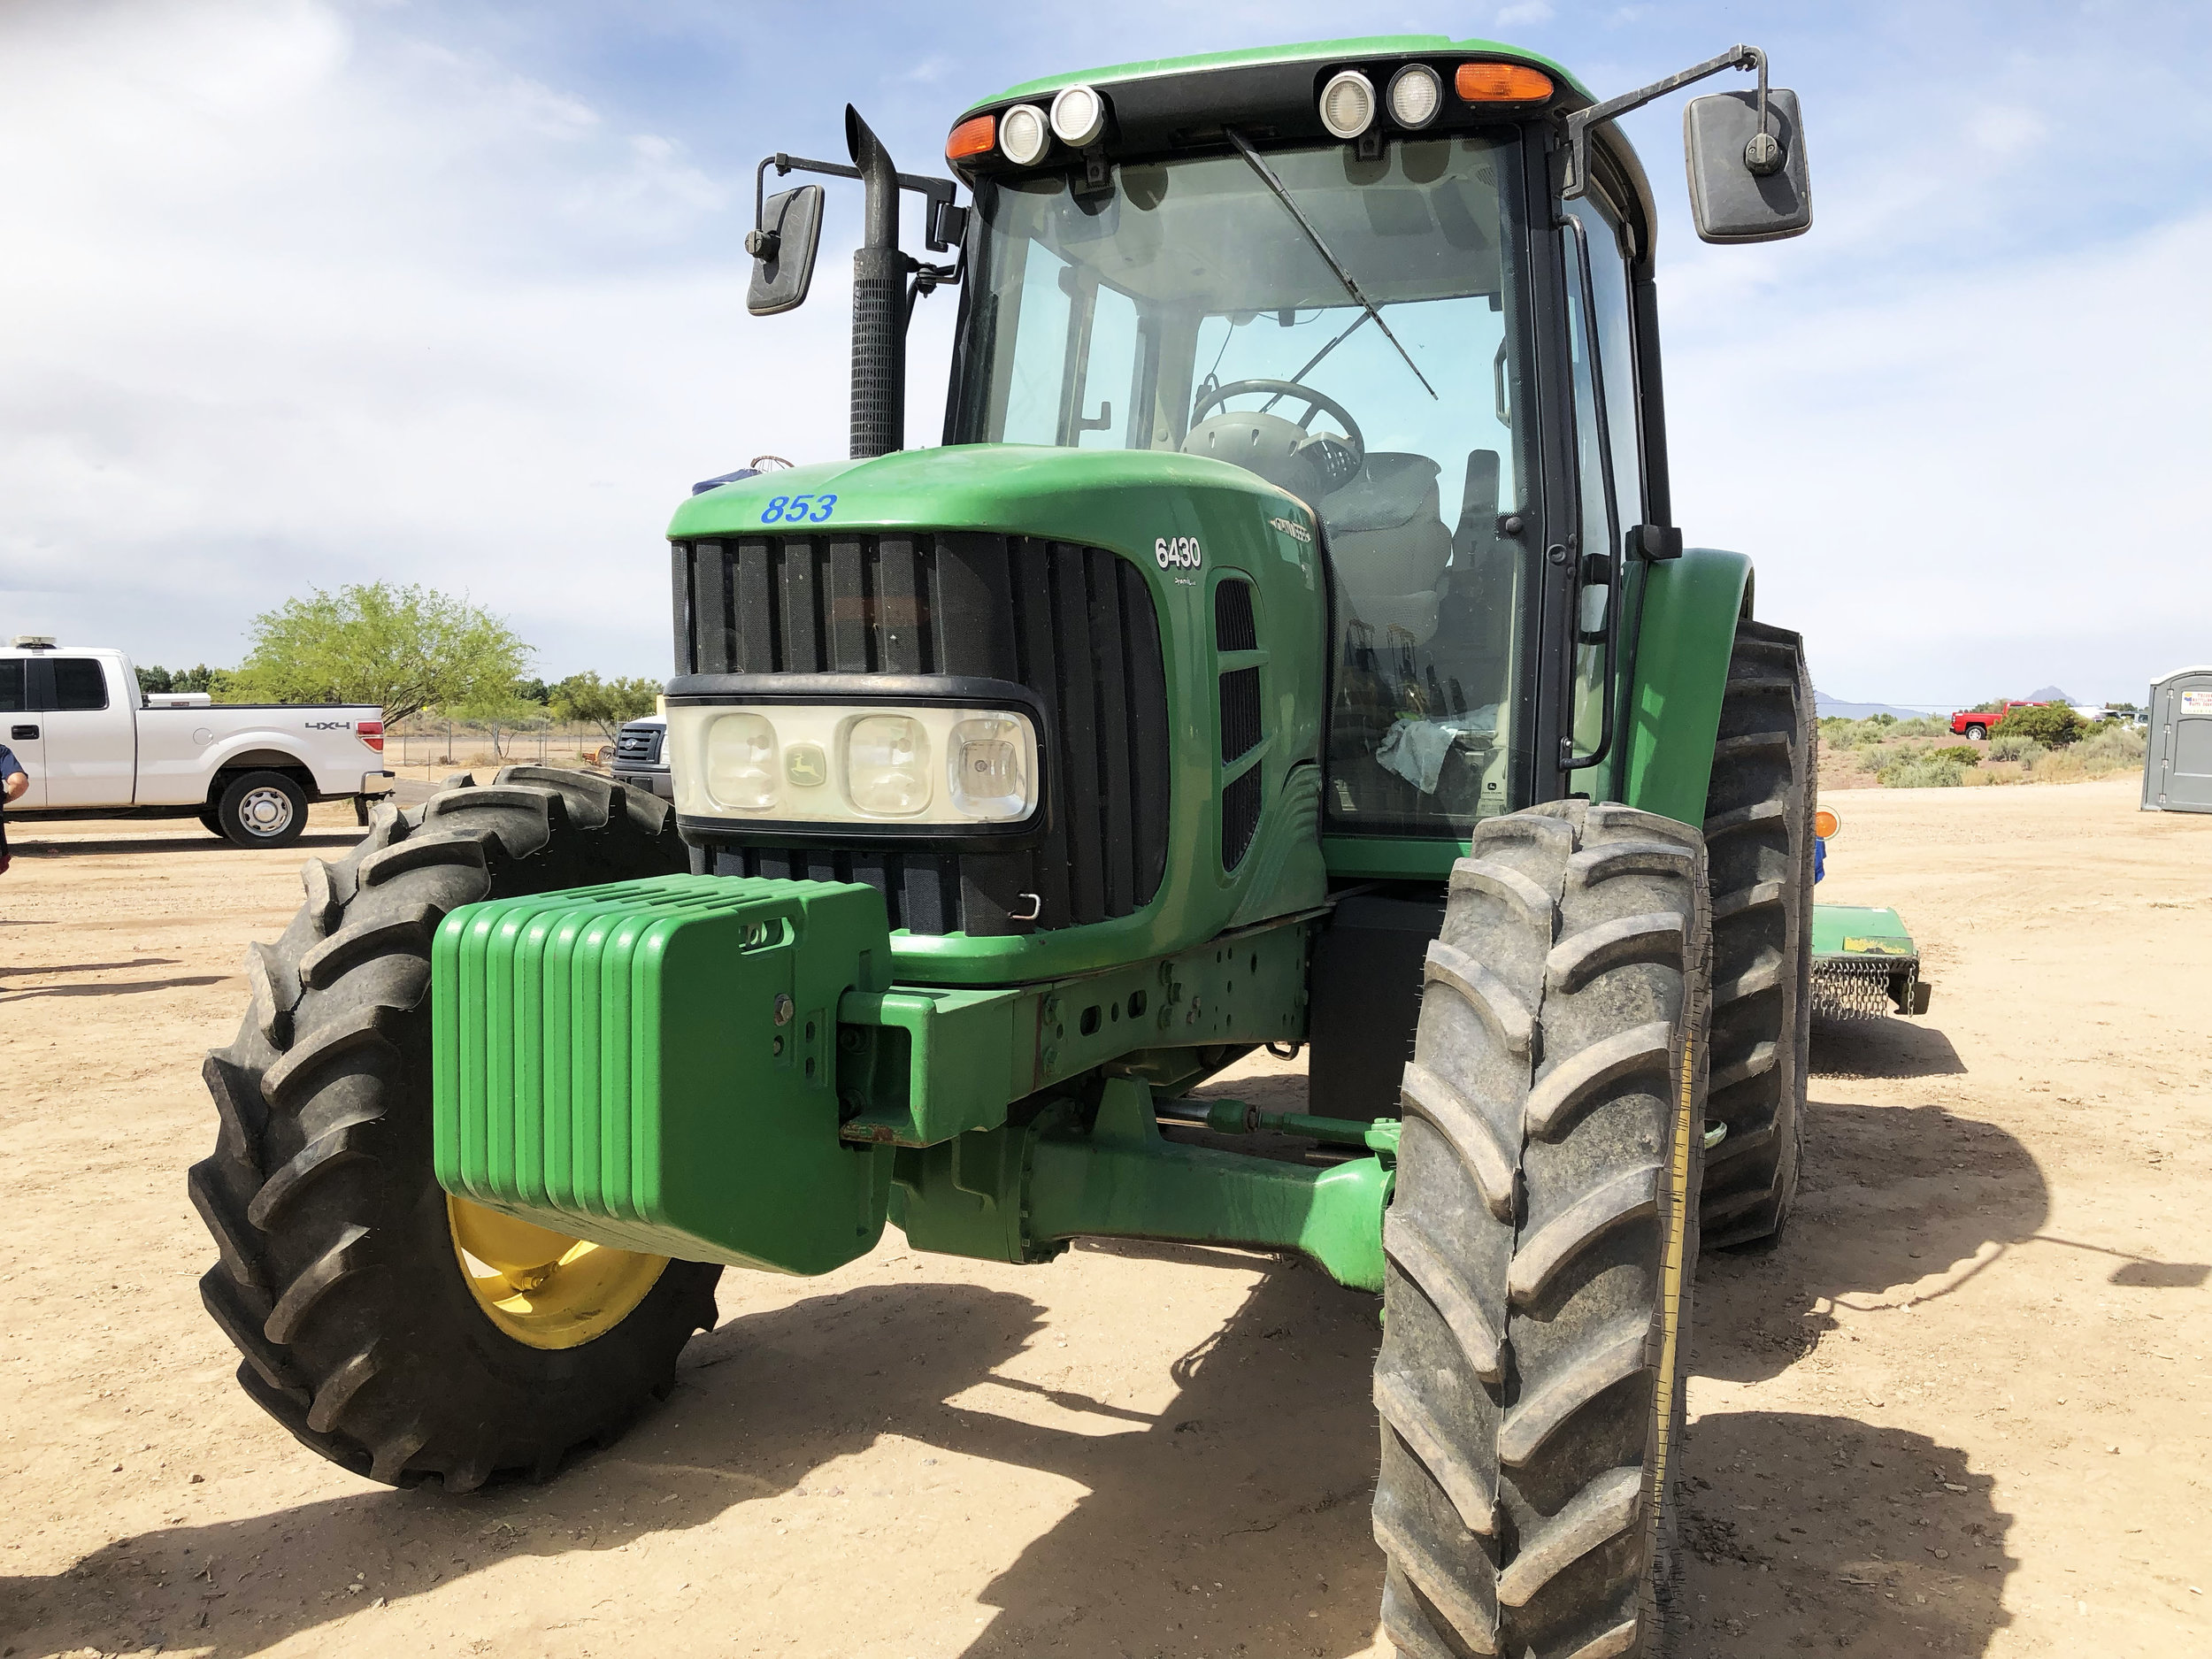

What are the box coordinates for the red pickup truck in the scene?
[1951,700,2047,740]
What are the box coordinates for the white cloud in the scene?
[0,0,896,677]
[1664,211,2212,704]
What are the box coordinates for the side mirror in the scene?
[746,183,824,316]
[1685,88,1810,243]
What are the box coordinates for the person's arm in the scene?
[3,770,24,803]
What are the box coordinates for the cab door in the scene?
[1,657,44,808]
[35,654,136,808]
[1558,188,1646,772]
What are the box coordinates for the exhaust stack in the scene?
[845,106,905,458]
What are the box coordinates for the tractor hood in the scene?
[668,443,1316,563]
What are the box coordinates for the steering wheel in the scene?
[1189,378,1367,493]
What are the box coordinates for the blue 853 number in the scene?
[761,493,837,525]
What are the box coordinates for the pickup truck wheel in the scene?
[1962,724,1987,741]
[187,765,720,1490]
[216,771,310,848]
[1698,621,1815,1249]
[1371,802,1710,1659]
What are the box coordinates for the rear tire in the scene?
[1371,801,1711,1659]
[1962,724,1986,741]
[1698,621,1815,1248]
[216,770,309,848]
[188,765,722,1490]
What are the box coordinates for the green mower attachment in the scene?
[1809,902,1929,1019]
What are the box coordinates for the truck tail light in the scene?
[357,720,385,753]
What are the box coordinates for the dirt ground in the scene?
[2,776,2208,1658]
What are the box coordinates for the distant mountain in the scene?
[2026,684,2076,703]
[1816,691,1931,720]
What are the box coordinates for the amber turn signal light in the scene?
[1814,807,1841,840]
[946,113,996,162]
[1455,63,1554,103]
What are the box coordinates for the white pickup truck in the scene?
[2,638,395,846]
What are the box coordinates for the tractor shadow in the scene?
[1675,1410,2014,1655]
[942,1250,1386,1659]
[1694,1088,2051,1386]
[0,1281,1045,1657]
[1694,1007,2050,1388]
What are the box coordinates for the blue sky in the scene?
[4,0,2208,704]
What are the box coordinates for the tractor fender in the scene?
[1619,546,1755,828]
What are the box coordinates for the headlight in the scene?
[947,716,1032,821]
[704,712,779,810]
[676,703,1040,828]
[846,713,930,816]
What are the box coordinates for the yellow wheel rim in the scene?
[447,1195,669,1350]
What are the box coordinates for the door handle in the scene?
[10,724,37,741]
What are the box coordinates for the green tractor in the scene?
[191,35,1820,1658]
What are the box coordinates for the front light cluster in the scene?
[670,703,1039,826]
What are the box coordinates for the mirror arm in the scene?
[751,153,970,254]
[1563,42,1766,200]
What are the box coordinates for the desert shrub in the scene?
[2001,703,2088,747]
[1932,744,1982,765]
[1888,715,1949,738]
[1988,732,2045,763]
[1877,756,1966,788]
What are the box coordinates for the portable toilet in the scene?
[2144,665,2212,812]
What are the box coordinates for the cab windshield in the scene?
[949,134,1533,837]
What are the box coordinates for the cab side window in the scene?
[51,658,110,711]
[0,659,24,713]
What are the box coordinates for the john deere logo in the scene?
[785,743,828,787]
[1268,516,1311,543]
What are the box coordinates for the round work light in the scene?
[999,103,1050,165]
[1317,70,1377,141]
[1049,84,1106,149]
[1387,64,1443,129]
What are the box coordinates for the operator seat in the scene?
[1319,454,1454,644]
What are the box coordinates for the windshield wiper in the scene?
[1225,128,1437,402]
[1263,309,1374,413]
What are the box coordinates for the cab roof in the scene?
[973,35,1593,112]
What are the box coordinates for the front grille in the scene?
[672,532,1170,935]
[614,726,663,764]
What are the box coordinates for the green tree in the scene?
[2001,703,2088,747]
[236,583,532,726]
[549,672,660,741]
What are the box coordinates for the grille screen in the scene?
[1219,667,1262,764]
[1222,765,1262,869]
[673,532,1169,936]
[1215,578,1257,653]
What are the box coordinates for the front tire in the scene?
[1372,802,1710,1659]
[188,765,722,1489]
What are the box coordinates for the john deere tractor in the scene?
[192,35,1819,1658]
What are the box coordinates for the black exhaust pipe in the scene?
[845,106,904,459]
